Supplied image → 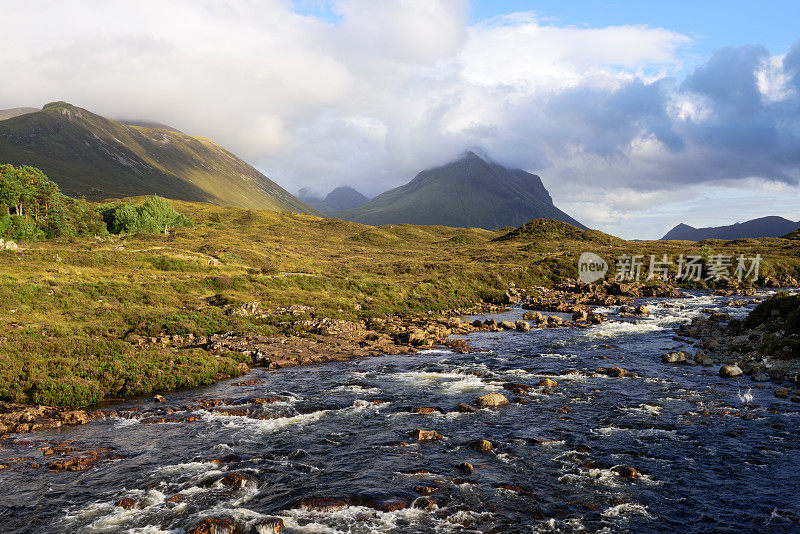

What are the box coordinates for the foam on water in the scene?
[602,503,652,518]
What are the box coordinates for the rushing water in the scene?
[1,291,799,533]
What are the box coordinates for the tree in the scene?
[0,164,27,216]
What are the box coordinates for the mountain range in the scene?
[0,102,317,213]
[331,151,585,230]
[298,185,370,212]
[661,216,799,241]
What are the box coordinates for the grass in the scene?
[1,202,799,407]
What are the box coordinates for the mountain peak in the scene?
[662,216,799,240]
[331,152,584,230]
[0,102,318,213]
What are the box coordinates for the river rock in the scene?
[546,315,564,327]
[635,305,650,315]
[537,378,558,388]
[751,373,770,382]
[476,393,509,407]
[412,496,438,510]
[719,364,743,378]
[613,465,640,479]
[115,497,140,510]
[60,410,90,425]
[254,517,285,533]
[296,497,352,512]
[360,495,408,512]
[662,351,687,364]
[499,321,516,330]
[775,388,790,399]
[187,517,240,534]
[411,406,441,415]
[471,439,494,452]
[587,312,604,324]
[153,394,166,403]
[515,320,530,332]
[456,403,479,413]
[410,428,443,441]
[572,310,588,322]
[503,382,532,394]
[216,471,258,490]
[523,311,544,322]
[456,461,474,473]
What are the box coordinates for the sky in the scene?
[1,0,799,239]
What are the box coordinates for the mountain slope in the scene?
[0,102,318,213]
[331,151,585,230]
[661,216,799,240]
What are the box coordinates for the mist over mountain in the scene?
[331,151,585,230]
[661,216,800,240]
[0,102,317,213]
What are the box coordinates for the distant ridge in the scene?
[0,107,39,121]
[0,101,318,213]
[661,216,800,241]
[298,185,369,212]
[331,151,585,230]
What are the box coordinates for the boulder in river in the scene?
[216,471,258,490]
[775,388,790,399]
[186,517,241,534]
[456,461,474,473]
[661,351,687,364]
[456,403,480,413]
[523,311,544,323]
[296,497,352,512]
[515,320,530,332]
[613,465,640,479]
[635,305,650,315]
[546,315,564,327]
[471,439,494,452]
[537,378,558,388]
[499,321,516,330]
[719,364,743,378]
[115,497,140,510]
[476,393,509,407]
[411,406,441,415]
[410,428,443,441]
[572,310,588,322]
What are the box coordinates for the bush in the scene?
[0,214,44,241]
[100,196,192,235]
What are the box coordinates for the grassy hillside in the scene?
[0,102,319,213]
[1,200,799,407]
[332,151,585,230]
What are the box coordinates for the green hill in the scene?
[331,151,585,230]
[0,102,318,213]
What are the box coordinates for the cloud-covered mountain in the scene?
[331,151,584,230]
[0,102,318,213]
[661,216,800,240]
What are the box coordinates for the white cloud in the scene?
[0,0,797,237]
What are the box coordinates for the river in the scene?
[1,291,799,533]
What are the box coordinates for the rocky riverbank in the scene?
[669,291,800,399]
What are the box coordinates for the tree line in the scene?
[0,163,191,241]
